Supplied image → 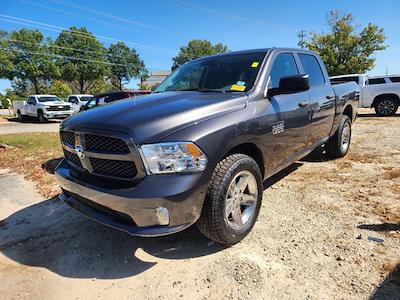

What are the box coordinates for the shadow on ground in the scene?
[371,263,400,299]
[0,197,225,279]
[6,117,61,124]
[0,159,310,280]
[358,223,400,232]
[41,157,63,174]
[357,113,400,118]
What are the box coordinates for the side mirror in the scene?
[268,74,310,97]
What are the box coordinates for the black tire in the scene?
[17,110,24,121]
[325,115,352,159]
[38,110,47,123]
[196,154,263,245]
[374,97,399,116]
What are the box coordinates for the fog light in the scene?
[155,207,169,225]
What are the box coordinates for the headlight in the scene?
[140,142,207,174]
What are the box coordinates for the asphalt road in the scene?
[0,119,61,135]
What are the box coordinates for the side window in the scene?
[389,76,400,83]
[104,95,114,103]
[27,97,35,105]
[70,97,78,104]
[330,76,359,84]
[269,53,299,88]
[368,78,386,85]
[299,54,325,86]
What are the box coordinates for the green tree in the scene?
[172,39,229,70]
[0,29,59,93]
[0,30,14,80]
[299,11,387,76]
[49,80,72,99]
[54,27,108,93]
[88,78,115,95]
[107,42,147,90]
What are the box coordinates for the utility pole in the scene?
[386,66,388,75]
[298,30,307,49]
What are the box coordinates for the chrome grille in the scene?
[47,105,70,111]
[85,134,129,153]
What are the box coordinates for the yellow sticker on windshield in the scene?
[251,62,260,68]
[231,84,246,91]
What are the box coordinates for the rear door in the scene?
[298,53,335,146]
[267,52,311,167]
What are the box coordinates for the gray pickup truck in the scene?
[55,48,359,245]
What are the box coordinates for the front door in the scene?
[26,96,36,116]
[267,53,311,169]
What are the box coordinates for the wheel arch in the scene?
[223,143,265,177]
[343,105,353,122]
[372,93,400,107]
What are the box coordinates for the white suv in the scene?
[330,74,400,116]
[66,94,94,114]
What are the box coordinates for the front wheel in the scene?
[38,110,47,123]
[196,154,263,245]
[325,115,352,159]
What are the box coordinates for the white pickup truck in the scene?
[330,74,400,116]
[14,95,73,122]
[66,94,93,114]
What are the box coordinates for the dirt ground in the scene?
[0,108,399,300]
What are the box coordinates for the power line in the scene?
[18,0,157,36]
[0,14,175,54]
[49,0,161,31]
[0,47,163,70]
[166,0,299,32]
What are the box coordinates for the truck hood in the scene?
[62,91,248,143]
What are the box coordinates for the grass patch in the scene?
[0,133,62,198]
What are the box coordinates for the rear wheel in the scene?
[374,97,398,116]
[325,115,352,159]
[197,154,263,245]
[38,110,47,123]
[17,110,24,121]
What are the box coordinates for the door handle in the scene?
[298,100,310,107]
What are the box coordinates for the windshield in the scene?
[156,51,267,93]
[38,96,62,102]
[80,96,93,102]
[85,97,98,108]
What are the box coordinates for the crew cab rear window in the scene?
[389,76,400,83]
[368,78,386,85]
[269,53,299,88]
[299,54,325,86]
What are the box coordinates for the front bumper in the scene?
[55,159,209,236]
[45,110,73,119]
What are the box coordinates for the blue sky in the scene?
[1,0,399,93]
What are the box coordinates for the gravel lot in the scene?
[0,109,399,299]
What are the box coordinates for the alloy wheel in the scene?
[224,170,258,230]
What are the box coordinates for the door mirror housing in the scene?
[268,74,310,97]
